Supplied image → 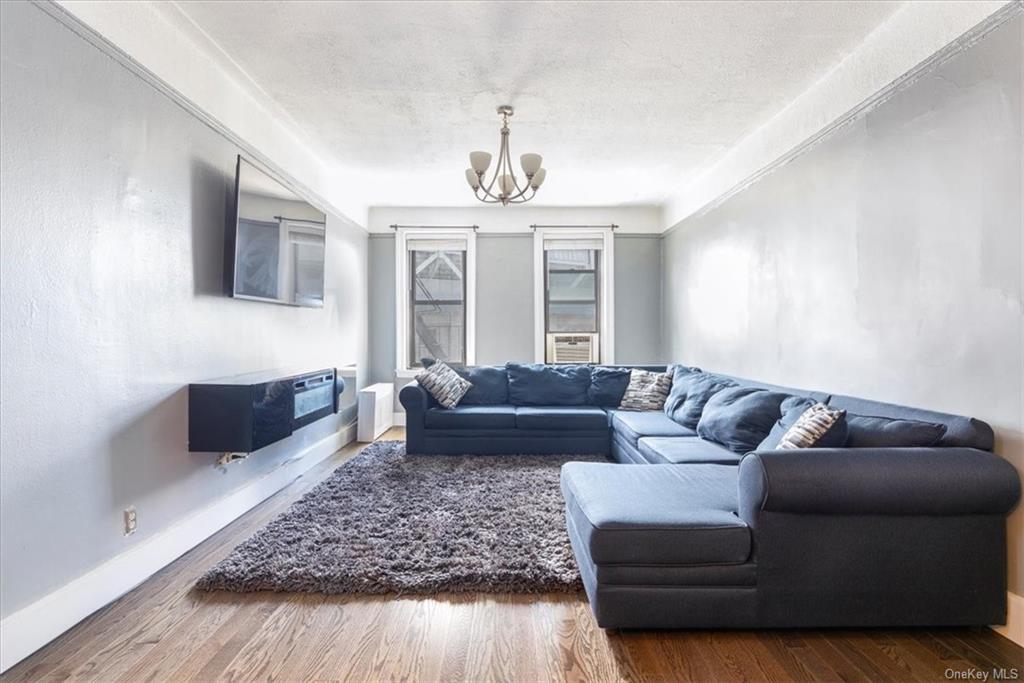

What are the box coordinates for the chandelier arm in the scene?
[475,183,504,203]
[476,172,503,200]
[478,128,507,198]
[503,130,522,190]
[508,187,537,204]
[474,186,499,203]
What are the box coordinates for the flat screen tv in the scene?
[225,155,327,307]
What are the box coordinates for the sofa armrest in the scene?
[398,380,430,414]
[739,447,1020,524]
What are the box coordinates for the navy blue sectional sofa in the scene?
[400,362,1021,630]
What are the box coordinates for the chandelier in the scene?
[464,106,547,205]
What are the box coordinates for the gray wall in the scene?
[368,235,397,384]
[662,16,1023,594]
[0,2,368,618]
[475,235,536,365]
[368,233,663,406]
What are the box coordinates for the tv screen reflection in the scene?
[230,156,326,307]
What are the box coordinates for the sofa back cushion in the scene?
[662,365,702,416]
[827,394,993,450]
[844,415,947,448]
[506,362,591,406]
[697,387,791,453]
[667,372,738,429]
[588,367,632,406]
[422,360,508,405]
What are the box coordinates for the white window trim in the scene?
[395,228,476,373]
[533,227,615,364]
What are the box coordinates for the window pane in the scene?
[546,249,596,271]
[548,272,596,302]
[412,303,465,365]
[548,302,597,332]
[413,250,465,302]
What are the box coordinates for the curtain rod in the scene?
[390,224,479,231]
[529,224,618,230]
[275,215,326,225]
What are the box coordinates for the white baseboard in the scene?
[393,413,406,427]
[0,424,355,673]
[992,591,1024,647]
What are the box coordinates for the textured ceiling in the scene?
[171,0,903,207]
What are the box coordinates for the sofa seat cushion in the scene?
[637,437,742,465]
[561,462,750,565]
[516,406,608,431]
[424,405,516,429]
[610,410,696,446]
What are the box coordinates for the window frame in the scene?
[395,228,476,374]
[533,227,615,364]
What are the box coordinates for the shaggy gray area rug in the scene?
[196,441,606,595]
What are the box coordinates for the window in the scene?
[533,229,615,364]
[409,248,466,367]
[545,249,599,333]
[396,229,476,371]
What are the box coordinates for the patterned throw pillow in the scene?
[416,361,472,409]
[619,369,673,411]
[778,403,847,449]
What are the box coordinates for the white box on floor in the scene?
[357,383,394,442]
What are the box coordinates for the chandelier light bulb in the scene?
[520,153,542,177]
[530,168,547,189]
[463,106,546,205]
[469,151,492,174]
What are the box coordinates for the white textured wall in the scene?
[662,0,1013,228]
[53,0,369,226]
[662,15,1023,594]
[0,2,368,618]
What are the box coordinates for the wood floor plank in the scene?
[948,627,1024,670]
[4,429,1023,683]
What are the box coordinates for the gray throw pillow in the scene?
[619,369,673,411]
[778,403,847,449]
[416,361,472,409]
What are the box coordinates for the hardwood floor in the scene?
[5,427,1022,682]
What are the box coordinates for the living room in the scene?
[1,1,1022,680]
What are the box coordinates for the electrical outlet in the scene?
[124,506,137,536]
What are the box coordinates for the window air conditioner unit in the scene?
[547,333,599,364]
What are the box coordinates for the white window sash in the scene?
[543,237,604,251]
